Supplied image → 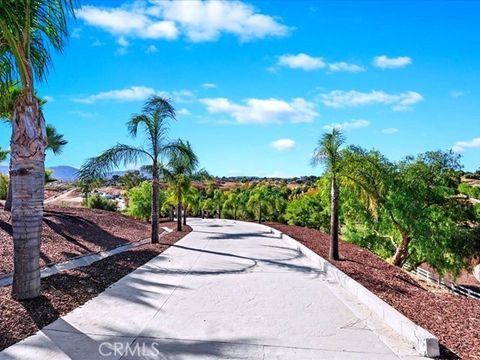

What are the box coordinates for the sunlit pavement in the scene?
[0,218,426,360]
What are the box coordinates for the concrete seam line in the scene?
[264,224,440,358]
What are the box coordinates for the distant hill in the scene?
[0,165,79,181]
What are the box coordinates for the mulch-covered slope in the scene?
[268,223,480,360]
[0,206,178,274]
[0,226,191,351]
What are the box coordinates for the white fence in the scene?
[407,265,480,300]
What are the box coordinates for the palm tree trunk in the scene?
[183,204,187,225]
[233,205,237,220]
[258,203,262,224]
[177,199,182,231]
[169,206,174,221]
[11,91,46,300]
[218,205,221,219]
[329,175,340,260]
[151,169,160,244]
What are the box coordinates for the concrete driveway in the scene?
[0,218,425,359]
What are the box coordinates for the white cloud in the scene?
[382,127,399,134]
[74,87,196,104]
[452,137,480,153]
[77,1,289,43]
[146,44,159,53]
[323,119,370,131]
[200,97,318,124]
[74,86,156,104]
[76,5,179,40]
[277,53,326,71]
[116,36,129,47]
[320,90,423,111]
[373,55,412,69]
[158,89,196,103]
[270,138,296,151]
[450,90,466,98]
[69,110,99,119]
[177,108,191,116]
[202,83,217,89]
[328,62,364,73]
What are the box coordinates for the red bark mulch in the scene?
[0,205,177,275]
[0,225,192,351]
[268,223,480,360]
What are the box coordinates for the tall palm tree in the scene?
[3,124,67,211]
[248,185,272,224]
[0,0,75,299]
[311,128,345,261]
[213,189,225,219]
[0,147,9,162]
[80,96,191,242]
[161,140,199,231]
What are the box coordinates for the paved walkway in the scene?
[0,219,425,359]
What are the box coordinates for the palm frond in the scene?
[79,144,152,181]
[46,124,67,154]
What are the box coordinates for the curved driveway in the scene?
[0,218,425,360]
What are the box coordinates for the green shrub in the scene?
[127,181,166,221]
[458,183,480,199]
[284,193,329,231]
[84,194,117,212]
[0,174,8,200]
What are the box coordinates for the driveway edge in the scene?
[265,225,440,358]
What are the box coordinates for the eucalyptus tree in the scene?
[311,129,345,261]
[0,0,75,299]
[80,96,189,243]
[160,140,199,231]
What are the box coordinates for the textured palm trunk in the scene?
[392,232,411,266]
[151,169,160,243]
[11,91,47,300]
[329,175,340,260]
[169,206,174,222]
[183,204,187,225]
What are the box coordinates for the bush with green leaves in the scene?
[284,192,329,231]
[127,181,166,221]
[84,194,117,212]
[458,183,480,199]
[0,174,8,200]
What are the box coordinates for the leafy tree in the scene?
[84,194,118,212]
[0,0,75,299]
[44,169,56,184]
[80,96,192,243]
[247,185,273,223]
[183,186,202,223]
[341,147,474,274]
[285,192,329,230]
[0,174,8,200]
[127,181,166,221]
[223,191,241,220]
[201,197,216,218]
[458,183,480,199]
[311,129,345,260]
[119,170,146,191]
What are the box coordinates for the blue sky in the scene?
[1,0,479,177]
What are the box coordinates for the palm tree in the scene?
[223,191,240,220]
[248,185,272,224]
[80,96,191,242]
[0,0,75,299]
[3,124,67,211]
[311,128,345,261]
[161,140,199,231]
[0,147,8,162]
[213,189,225,219]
